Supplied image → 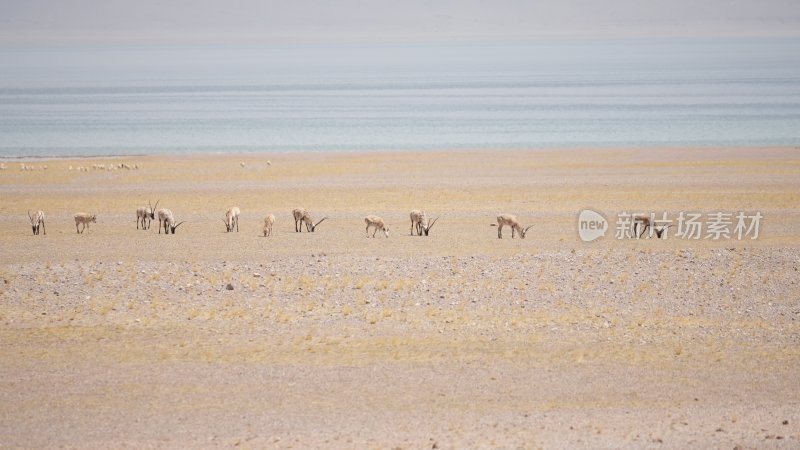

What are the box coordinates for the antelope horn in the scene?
[524,225,534,233]
[153,200,159,212]
[313,217,328,229]
[174,221,186,229]
[28,210,32,221]
[426,217,439,231]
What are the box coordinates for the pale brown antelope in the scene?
[28,210,45,235]
[223,206,240,232]
[73,212,96,234]
[365,215,389,238]
[136,199,159,230]
[410,210,439,236]
[263,214,275,237]
[157,208,185,234]
[491,214,533,239]
[292,207,327,232]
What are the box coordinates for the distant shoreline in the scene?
[1,146,798,165]
[2,144,799,162]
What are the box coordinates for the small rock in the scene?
[226,283,234,290]
[253,273,261,278]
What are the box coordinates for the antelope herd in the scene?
[22,207,669,240]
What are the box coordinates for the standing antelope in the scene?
[157,208,185,234]
[409,209,439,236]
[223,206,240,232]
[263,214,275,237]
[28,210,45,235]
[292,207,327,232]
[492,214,533,239]
[136,200,159,230]
[73,213,96,234]
[365,215,389,238]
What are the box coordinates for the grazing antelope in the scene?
[491,214,533,239]
[292,208,327,232]
[157,208,185,234]
[633,214,670,239]
[410,210,426,236]
[365,215,389,238]
[73,212,96,234]
[136,200,159,230]
[28,210,45,235]
[223,206,240,232]
[409,209,439,236]
[263,214,275,237]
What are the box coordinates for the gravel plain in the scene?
[1,148,799,448]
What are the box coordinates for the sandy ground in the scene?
[1,147,799,449]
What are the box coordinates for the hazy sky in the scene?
[1,0,799,45]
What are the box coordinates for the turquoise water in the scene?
[1,38,798,156]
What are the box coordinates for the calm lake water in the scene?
[1,38,798,157]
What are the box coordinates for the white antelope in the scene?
[223,206,240,232]
[292,207,328,232]
[409,209,439,236]
[263,214,275,237]
[28,210,45,235]
[136,199,159,230]
[492,214,533,239]
[365,215,389,238]
[73,212,97,234]
[157,208,185,234]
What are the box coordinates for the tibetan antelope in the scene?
[263,214,275,237]
[492,214,533,239]
[157,208,185,234]
[292,208,327,232]
[73,212,96,234]
[136,200,159,230]
[365,215,389,238]
[409,210,439,236]
[223,206,240,232]
[633,214,670,239]
[28,210,45,235]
